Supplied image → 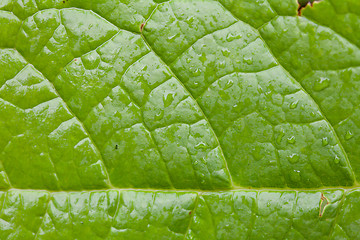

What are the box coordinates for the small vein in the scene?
[83,51,151,122]
[141,7,234,187]
[110,190,122,232]
[265,0,279,16]
[33,193,51,240]
[195,64,275,101]
[168,20,238,66]
[257,21,355,183]
[335,104,360,129]
[119,84,175,188]
[183,193,200,240]
[327,192,347,238]
[246,191,258,239]
[46,85,112,188]
[15,52,113,188]
[257,36,356,182]
[67,194,74,234]
[203,195,217,237]
[216,0,356,186]
[335,224,352,240]
[282,191,296,238]
[302,16,360,51]
[259,114,288,188]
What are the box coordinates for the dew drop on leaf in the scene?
[226,32,241,42]
[313,77,330,91]
[163,92,175,108]
[199,53,207,63]
[191,68,201,77]
[322,137,329,146]
[199,173,205,184]
[224,79,234,90]
[167,34,178,42]
[155,110,164,121]
[218,60,226,68]
[290,100,298,109]
[345,130,353,140]
[269,159,277,166]
[195,142,207,149]
[276,129,285,144]
[334,156,340,164]
[244,57,253,65]
[287,153,300,163]
[185,16,194,24]
[221,48,230,57]
[287,136,296,144]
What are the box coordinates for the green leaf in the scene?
[0,0,359,239]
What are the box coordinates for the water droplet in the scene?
[244,57,253,65]
[269,159,277,166]
[154,110,164,121]
[226,32,241,42]
[290,100,299,109]
[192,68,201,77]
[264,91,273,98]
[185,16,194,24]
[141,65,148,72]
[276,129,285,144]
[313,77,330,91]
[287,153,300,163]
[199,52,207,63]
[221,48,230,57]
[194,161,199,166]
[334,156,340,164]
[195,142,207,149]
[167,34,178,42]
[218,60,226,68]
[290,170,301,182]
[199,173,206,183]
[224,79,234,90]
[322,137,329,146]
[287,136,296,144]
[186,58,191,63]
[163,92,175,108]
[345,130,353,140]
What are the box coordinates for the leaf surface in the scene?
[0,0,360,239]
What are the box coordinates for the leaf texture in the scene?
[0,0,360,239]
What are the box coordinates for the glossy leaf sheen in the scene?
[0,0,359,239]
